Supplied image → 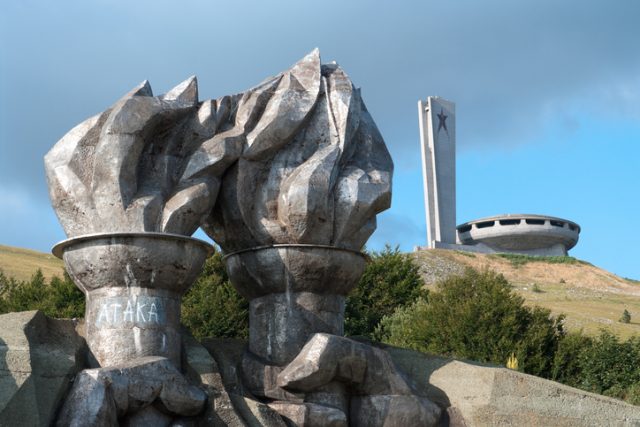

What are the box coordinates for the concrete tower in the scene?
[418,97,456,248]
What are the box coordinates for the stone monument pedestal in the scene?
[53,232,212,367]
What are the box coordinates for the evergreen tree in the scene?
[620,309,631,324]
[181,251,249,340]
[345,245,427,339]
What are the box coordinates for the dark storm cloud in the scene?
[1,0,639,200]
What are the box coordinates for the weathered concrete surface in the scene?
[225,245,370,421]
[204,49,393,253]
[45,77,241,238]
[278,334,442,427]
[0,310,86,426]
[44,49,393,424]
[200,51,393,424]
[201,338,287,427]
[386,346,640,427]
[225,246,366,388]
[56,233,212,368]
[247,291,345,366]
[4,314,633,427]
[419,96,457,248]
[224,246,366,300]
[206,335,441,426]
[200,337,640,426]
[268,401,347,427]
[57,356,206,427]
[182,332,247,426]
[46,50,392,248]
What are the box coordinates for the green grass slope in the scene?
[0,244,64,282]
[412,249,640,339]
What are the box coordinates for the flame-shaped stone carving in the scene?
[45,77,242,237]
[202,49,393,252]
[46,49,420,426]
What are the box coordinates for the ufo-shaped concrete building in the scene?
[456,214,580,256]
[418,97,580,256]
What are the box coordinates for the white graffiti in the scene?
[95,297,163,326]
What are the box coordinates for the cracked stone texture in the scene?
[0,310,86,426]
[201,337,287,427]
[183,332,264,427]
[386,345,640,426]
[45,76,242,237]
[56,356,207,427]
[60,233,212,368]
[225,246,367,394]
[45,49,391,247]
[3,313,638,426]
[268,401,347,427]
[277,333,442,427]
[43,49,396,426]
[203,48,393,252]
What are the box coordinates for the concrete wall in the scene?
[386,347,640,426]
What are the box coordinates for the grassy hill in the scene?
[2,243,639,340]
[412,249,640,339]
[0,244,64,282]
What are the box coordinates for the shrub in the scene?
[550,332,592,387]
[181,251,249,340]
[184,244,429,341]
[45,273,86,318]
[550,331,640,404]
[374,297,430,350]
[517,307,565,377]
[0,269,84,318]
[625,383,640,406]
[577,331,640,395]
[378,268,563,377]
[345,245,427,339]
[620,309,631,324]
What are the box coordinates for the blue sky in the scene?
[1,1,639,279]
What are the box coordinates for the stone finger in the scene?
[268,401,347,427]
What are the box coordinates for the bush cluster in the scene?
[376,269,564,377]
[181,251,249,340]
[375,267,640,405]
[185,245,427,341]
[345,245,427,339]
[552,331,640,404]
[0,269,84,318]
